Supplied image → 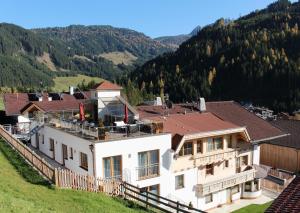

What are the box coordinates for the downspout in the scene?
[89,144,96,177]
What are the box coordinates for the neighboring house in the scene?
[143,111,261,210]
[260,119,300,173]
[266,175,300,213]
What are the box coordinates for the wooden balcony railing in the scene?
[194,149,237,166]
[196,169,256,196]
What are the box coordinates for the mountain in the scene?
[131,0,300,113]
[154,26,202,48]
[0,23,173,88]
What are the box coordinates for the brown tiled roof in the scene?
[266,176,300,213]
[137,101,285,142]
[4,93,29,116]
[148,112,239,136]
[4,92,91,116]
[266,120,300,149]
[146,112,240,150]
[93,80,122,90]
[206,101,285,142]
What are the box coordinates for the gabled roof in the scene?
[266,176,300,213]
[3,92,91,116]
[266,119,300,149]
[136,101,286,142]
[206,101,286,142]
[93,81,122,90]
[146,112,249,151]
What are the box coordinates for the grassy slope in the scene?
[53,74,103,92]
[0,139,147,213]
[232,202,272,213]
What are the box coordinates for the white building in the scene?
[27,82,287,211]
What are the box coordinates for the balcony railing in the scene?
[196,169,256,196]
[136,163,159,180]
[194,149,237,166]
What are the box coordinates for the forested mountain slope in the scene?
[0,23,173,88]
[131,0,300,112]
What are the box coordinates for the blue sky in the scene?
[0,0,297,38]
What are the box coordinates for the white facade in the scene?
[31,125,173,197]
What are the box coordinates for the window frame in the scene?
[179,142,193,156]
[175,174,184,190]
[205,193,213,204]
[103,155,122,180]
[70,147,73,160]
[80,152,88,171]
[49,138,54,151]
[137,150,159,180]
[196,140,202,153]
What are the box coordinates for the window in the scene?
[214,137,223,150]
[245,181,251,192]
[240,155,248,166]
[49,138,54,151]
[207,137,223,152]
[70,147,73,159]
[231,185,239,195]
[80,152,88,170]
[137,150,159,180]
[179,142,193,156]
[228,135,233,148]
[104,155,122,179]
[205,194,213,204]
[140,184,159,204]
[206,164,214,176]
[224,160,229,169]
[197,140,202,153]
[175,175,184,189]
[207,138,214,152]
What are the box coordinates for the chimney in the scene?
[198,97,206,112]
[69,86,74,95]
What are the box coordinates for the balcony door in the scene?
[138,150,159,180]
[103,155,122,180]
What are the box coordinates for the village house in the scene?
[260,119,300,173]
[2,81,288,211]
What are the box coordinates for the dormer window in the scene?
[207,137,223,152]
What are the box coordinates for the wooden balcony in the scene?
[196,169,256,196]
[194,149,237,166]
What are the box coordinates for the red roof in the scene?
[148,112,239,136]
[4,92,91,116]
[266,176,300,213]
[147,112,241,151]
[137,101,285,142]
[93,81,122,90]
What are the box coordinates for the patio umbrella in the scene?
[124,104,128,123]
[79,103,85,121]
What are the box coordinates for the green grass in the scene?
[0,96,4,111]
[53,74,103,92]
[0,139,148,213]
[232,201,272,213]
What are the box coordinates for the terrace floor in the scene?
[29,145,65,169]
[208,189,278,213]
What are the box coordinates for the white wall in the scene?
[252,144,260,165]
[97,90,120,98]
[32,126,94,175]
[94,134,172,197]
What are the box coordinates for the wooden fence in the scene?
[123,182,204,213]
[0,125,56,181]
[0,125,205,212]
[55,169,123,196]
